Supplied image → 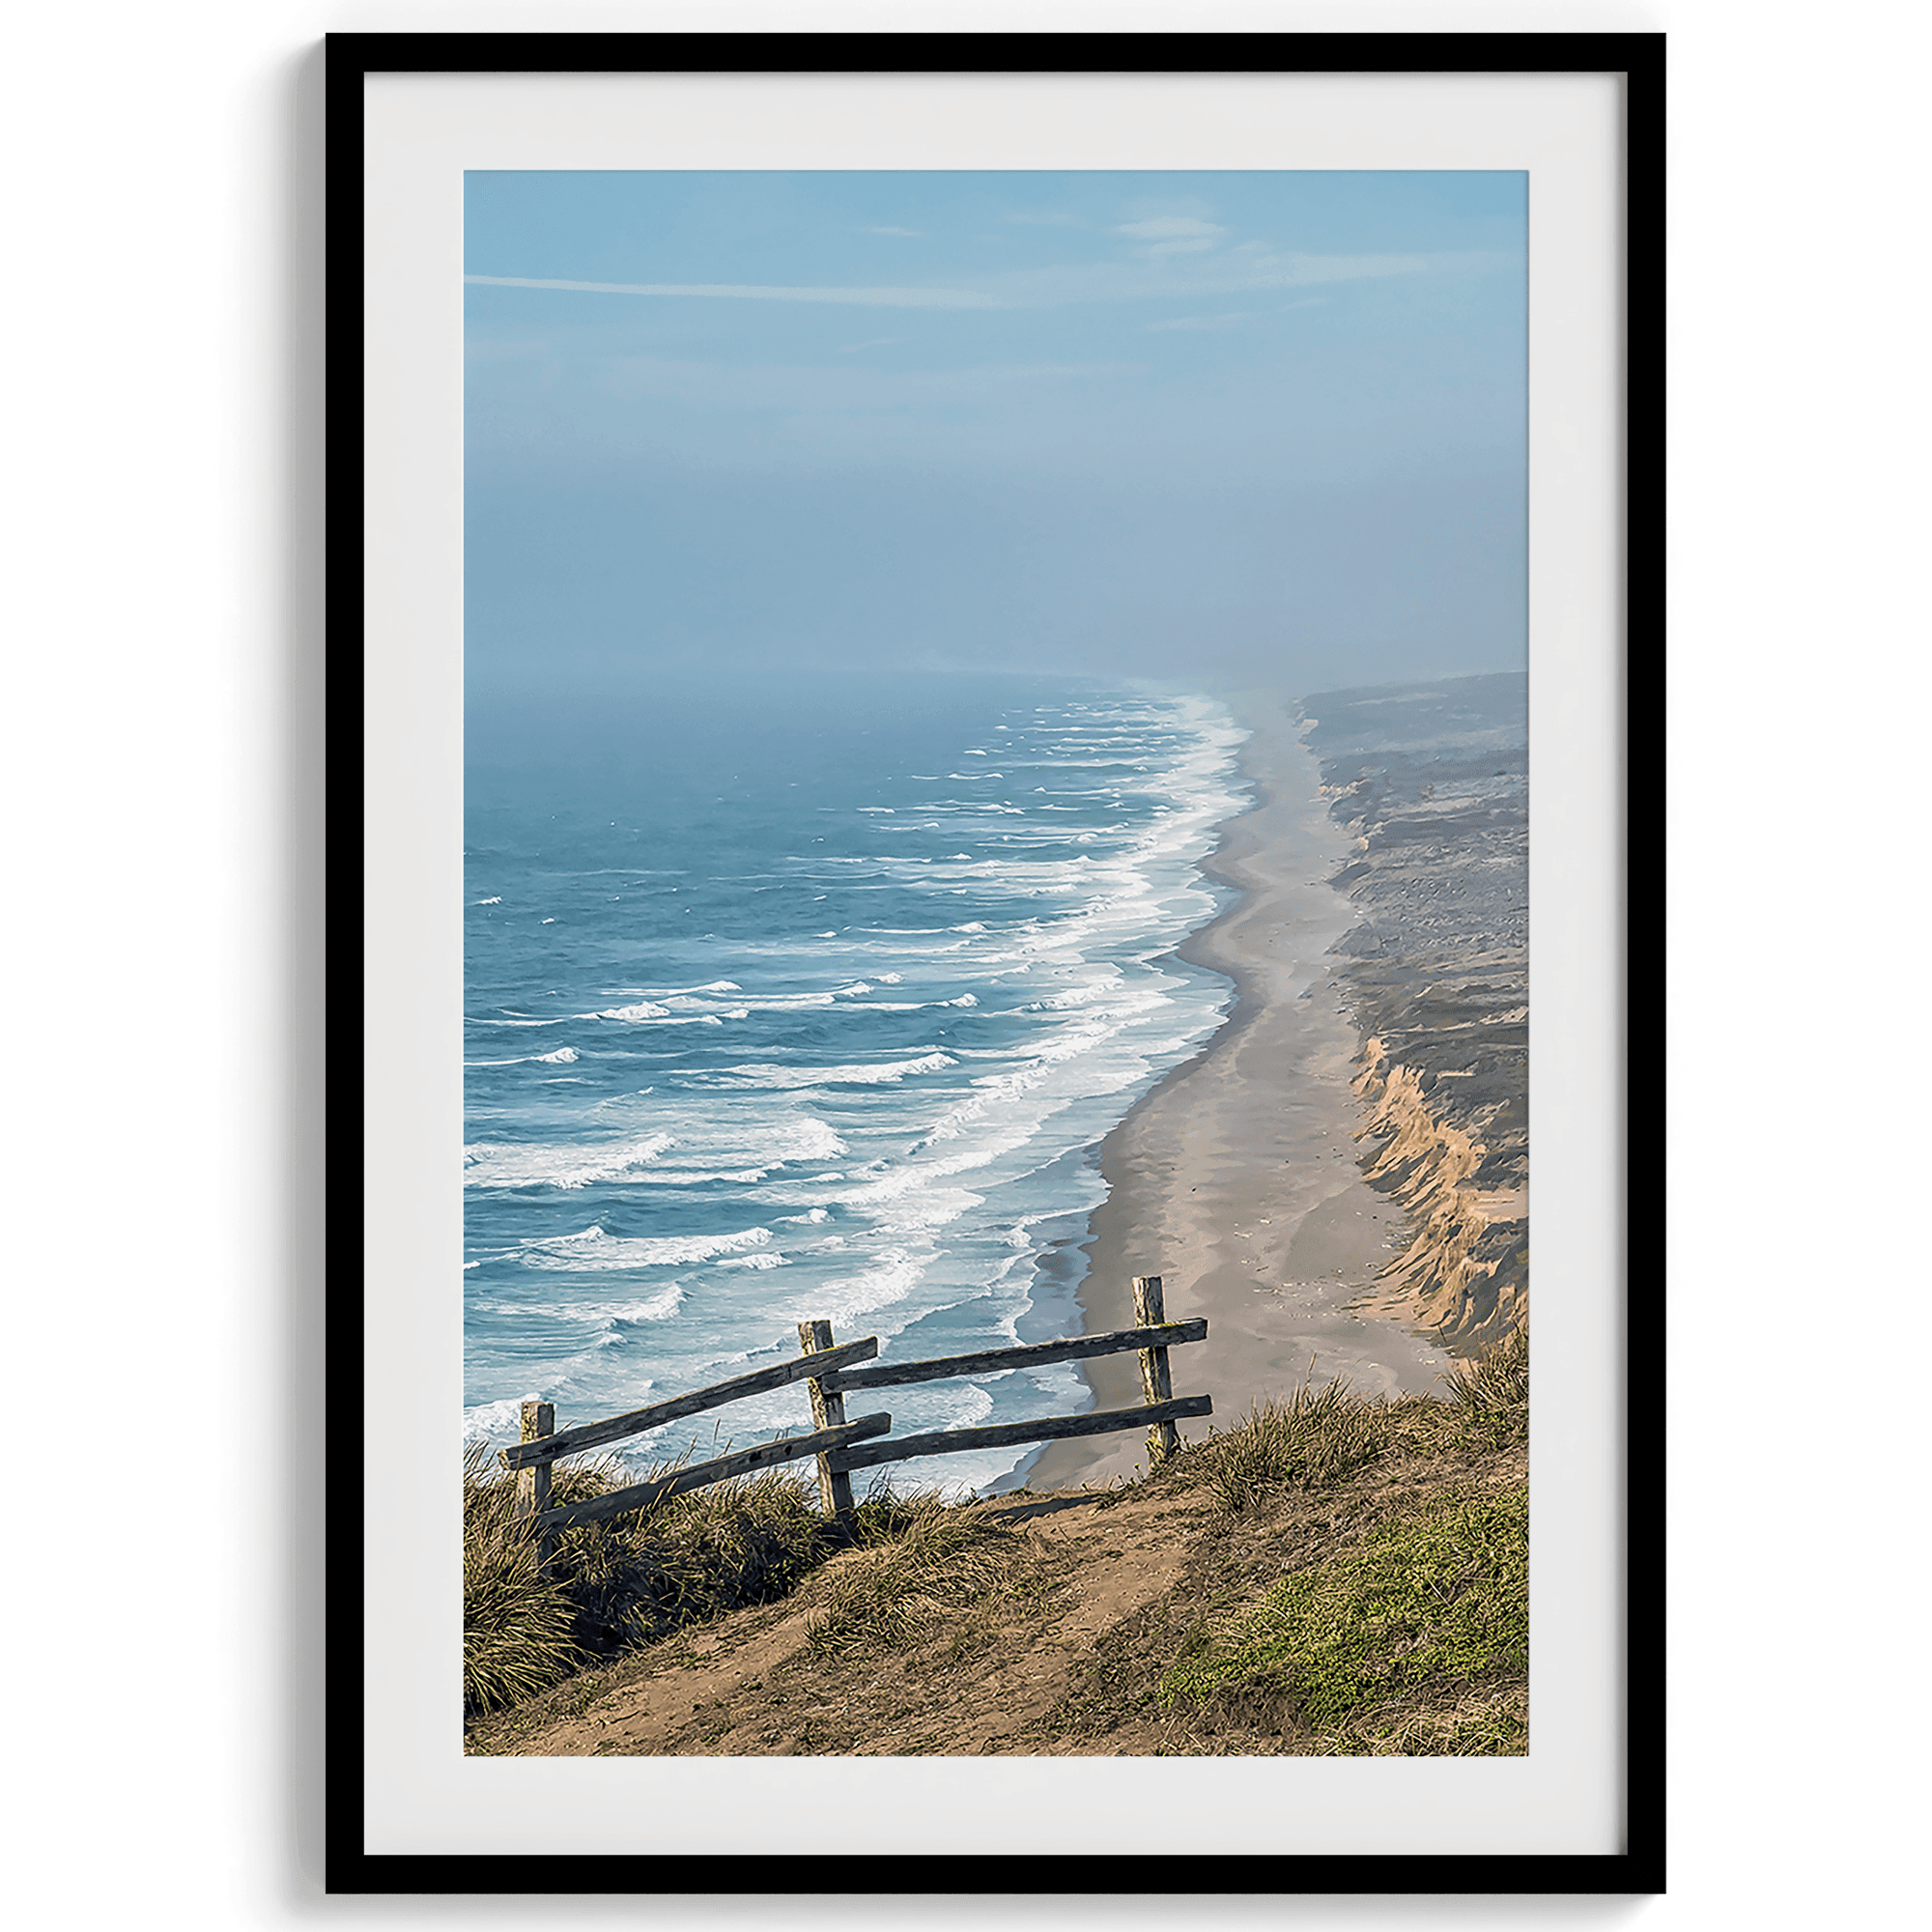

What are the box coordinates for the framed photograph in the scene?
[332,30,1660,1892]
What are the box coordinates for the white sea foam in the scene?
[691,991,838,1011]
[465,683,1251,1485]
[467,1043,582,1067]
[463,1396,534,1444]
[646,980,744,995]
[520,1224,775,1270]
[781,1247,931,1325]
[681,1051,956,1091]
[582,1284,688,1324]
[585,1100,848,1159]
[463,1132,675,1190]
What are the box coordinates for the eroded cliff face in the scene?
[1350,1038,1526,1352]
[1301,674,1529,1356]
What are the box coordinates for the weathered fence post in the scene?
[517,1399,556,1564]
[1132,1275,1182,1463]
[798,1321,857,1519]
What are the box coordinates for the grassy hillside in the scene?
[465,1326,1527,1757]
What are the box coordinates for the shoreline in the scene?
[1009,692,1453,1494]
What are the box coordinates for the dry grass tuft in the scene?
[1308,1679,1528,1756]
[1197,1373,1391,1513]
[463,1446,591,1715]
[802,1496,1068,1662]
[462,1445,596,1714]
[1440,1321,1529,1447]
[545,1458,835,1662]
[462,1445,950,1718]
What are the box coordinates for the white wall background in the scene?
[2,0,1921,1924]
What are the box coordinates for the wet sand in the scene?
[1015,693,1453,1493]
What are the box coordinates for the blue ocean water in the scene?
[463,670,1246,1494]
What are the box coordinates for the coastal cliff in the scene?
[1301,675,1529,1354]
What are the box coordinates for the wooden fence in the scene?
[498,1274,1209,1555]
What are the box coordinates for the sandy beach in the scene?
[1017,694,1454,1493]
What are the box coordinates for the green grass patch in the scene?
[1159,1484,1527,1736]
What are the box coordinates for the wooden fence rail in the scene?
[826,1397,1211,1475]
[503,1272,1208,1547]
[817,1320,1206,1394]
[537,1414,893,1535]
[498,1335,880,1471]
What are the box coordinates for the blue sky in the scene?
[465,171,1524,703]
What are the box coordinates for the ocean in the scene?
[463,669,1247,1495]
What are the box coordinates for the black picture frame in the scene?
[327,28,1662,1896]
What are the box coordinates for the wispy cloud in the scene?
[1147,311,1253,334]
[467,249,1457,315]
[465,274,1002,311]
[1115,214,1228,258]
[866,226,924,239]
[548,355,1150,424]
[973,251,1435,307]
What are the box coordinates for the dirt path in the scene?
[470,1481,1210,1758]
